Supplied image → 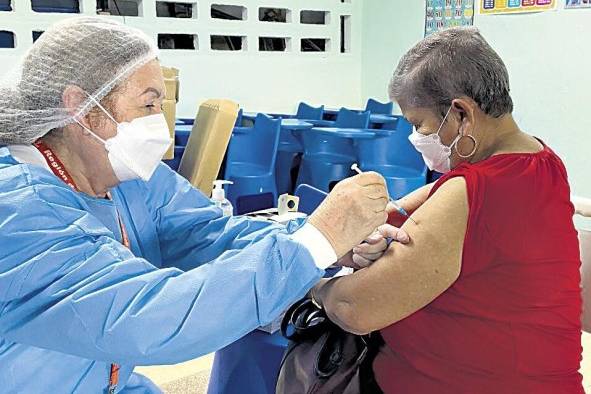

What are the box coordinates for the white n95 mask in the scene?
[408,106,460,173]
[75,96,172,182]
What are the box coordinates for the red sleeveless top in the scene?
[374,145,583,394]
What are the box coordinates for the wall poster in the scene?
[565,0,591,9]
[480,0,557,15]
[425,0,475,36]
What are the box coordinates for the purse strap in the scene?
[281,298,329,342]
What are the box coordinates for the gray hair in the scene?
[389,27,513,118]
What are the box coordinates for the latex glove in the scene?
[345,224,410,269]
[308,172,389,259]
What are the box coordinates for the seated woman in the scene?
[310,27,583,394]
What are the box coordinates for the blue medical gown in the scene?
[0,148,324,393]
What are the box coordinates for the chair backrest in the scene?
[178,99,239,197]
[294,184,328,215]
[380,116,413,133]
[365,98,393,115]
[335,108,370,129]
[299,109,362,159]
[295,103,324,120]
[174,125,192,146]
[226,113,281,175]
[235,108,244,127]
[357,117,425,170]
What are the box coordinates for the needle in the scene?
[351,163,417,224]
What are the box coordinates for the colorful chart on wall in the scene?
[425,0,475,37]
[480,0,557,14]
[565,0,591,9]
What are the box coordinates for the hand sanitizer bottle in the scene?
[212,180,234,217]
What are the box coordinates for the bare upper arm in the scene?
[319,176,469,333]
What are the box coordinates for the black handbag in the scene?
[275,298,383,394]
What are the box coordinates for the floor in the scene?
[136,354,213,394]
[137,332,591,394]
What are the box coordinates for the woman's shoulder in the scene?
[433,140,559,192]
[0,149,79,201]
[0,149,106,232]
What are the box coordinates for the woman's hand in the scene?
[336,224,410,269]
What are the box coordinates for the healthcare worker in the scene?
[0,18,392,393]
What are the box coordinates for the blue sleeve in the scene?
[0,174,323,366]
[143,164,307,271]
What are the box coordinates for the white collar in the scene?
[7,144,51,171]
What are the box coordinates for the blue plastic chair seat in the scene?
[162,146,185,172]
[229,163,270,177]
[178,118,194,125]
[278,121,309,153]
[278,141,302,153]
[294,184,327,215]
[175,125,192,146]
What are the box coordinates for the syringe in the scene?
[351,163,417,224]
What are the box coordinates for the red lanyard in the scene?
[33,141,125,393]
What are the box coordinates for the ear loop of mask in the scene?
[435,106,453,136]
[436,106,462,152]
[73,93,119,145]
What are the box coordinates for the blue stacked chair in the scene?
[295,102,324,120]
[225,114,281,214]
[177,118,194,125]
[356,117,427,199]
[163,146,185,172]
[175,124,192,146]
[294,184,327,215]
[275,103,324,195]
[296,108,370,192]
[163,123,193,172]
[365,98,394,115]
[235,108,244,127]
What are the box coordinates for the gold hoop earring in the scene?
[456,135,477,158]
